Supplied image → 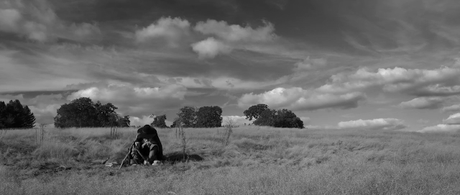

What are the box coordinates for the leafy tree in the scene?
[54,97,126,128]
[117,115,130,127]
[94,101,118,127]
[54,97,98,128]
[177,106,197,127]
[243,104,269,121]
[254,109,276,126]
[196,106,222,128]
[243,104,304,129]
[0,100,36,129]
[151,115,168,128]
[273,109,304,129]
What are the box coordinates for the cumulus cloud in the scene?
[338,118,406,131]
[191,37,232,59]
[318,66,460,95]
[238,87,365,111]
[419,124,460,133]
[0,0,100,42]
[0,9,21,31]
[398,97,444,110]
[129,115,154,127]
[442,104,460,113]
[194,20,276,42]
[443,113,460,125]
[135,17,190,45]
[191,19,277,58]
[67,83,187,116]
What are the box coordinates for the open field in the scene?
[1,126,460,195]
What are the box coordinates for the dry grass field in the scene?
[1,126,460,195]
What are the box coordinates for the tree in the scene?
[151,115,168,128]
[117,115,130,127]
[177,106,197,127]
[94,101,118,127]
[54,97,98,128]
[254,109,276,126]
[0,100,36,129]
[243,104,269,121]
[243,104,305,129]
[273,109,304,129]
[54,97,126,128]
[196,106,222,128]
[22,106,36,128]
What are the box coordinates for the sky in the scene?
[1,0,460,132]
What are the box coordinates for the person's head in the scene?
[137,124,158,136]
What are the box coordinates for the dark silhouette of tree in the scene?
[243,104,269,121]
[22,106,36,128]
[273,109,304,129]
[54,97,98,128]
[243,104,304,129]
[117,115,130,127]
[0,100,36,129]
[177,106,197,127]
[151,115,168,128]
[196,106,222,128]
[0,101,6,129]
[254,109,276,126]
[54,97,127,128]
[94,101,118,127]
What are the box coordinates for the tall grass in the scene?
[1,126,460,194]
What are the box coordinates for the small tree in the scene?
[243,104,269,121]
[177,106,197,127]
[273,109,304,129]
[243,104,305,129]
[0,100,36,129]
[196,106,222,128]
[54,97,126,128]
[151,115,168,128]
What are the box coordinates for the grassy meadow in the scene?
[1,126,460,195]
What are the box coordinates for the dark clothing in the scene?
[131,125,164,164]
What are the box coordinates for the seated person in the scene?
[131,125,164,165]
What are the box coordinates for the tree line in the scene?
[0,97,304,129]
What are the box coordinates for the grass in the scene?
[1,126,460,194]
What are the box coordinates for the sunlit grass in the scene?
[1,126,460,194]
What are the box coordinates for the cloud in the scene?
[238,87,366,111]
[442,104,460,113]
[135,17,191,45]
[318,66,460,95]
[338,118,406,131]
[191,19,277,58]
[0,0,100,42]
[67,83,187,116]
[191,37,232,59]
[443,113,460,125]
[419,124,460,133]
[0,9,21,31]
[129,115,154,127]
[294,57,327,71]
[398,97,444,110]
[194,20,276,42]
[418,112,460,133]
